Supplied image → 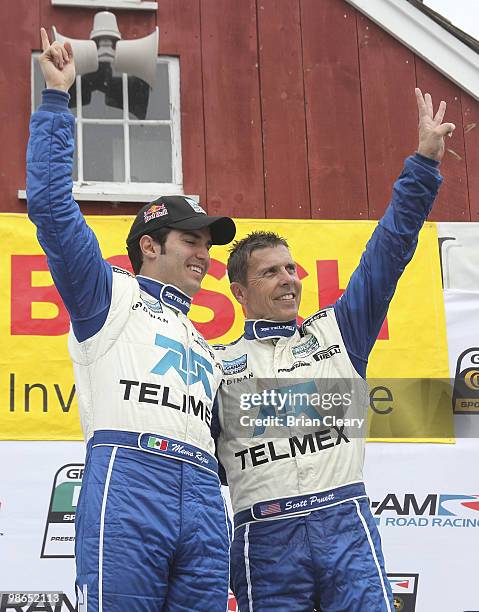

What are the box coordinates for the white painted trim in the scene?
[19,185,187,202]
[169,58,183,188]
[98,447,118,612]
[52,0,157,10]
[346,0,479,100]
[122,74,131,183]
[353,499,392,612]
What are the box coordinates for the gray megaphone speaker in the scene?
[52,26,99,76]
[114,27,159,89]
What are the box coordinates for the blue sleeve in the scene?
[334,154,442,378]
[26,89,112,342]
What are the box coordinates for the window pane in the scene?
[128,63,170,121]
[83,125,124,181]
[82,64,123,119]
[33,54,180,188]
[130,125,172,182]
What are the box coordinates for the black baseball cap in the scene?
[126,196,236,246]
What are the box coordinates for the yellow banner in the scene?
[0,214,452,440]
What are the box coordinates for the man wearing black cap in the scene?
[27,30,235,612]
[126,195,235,294]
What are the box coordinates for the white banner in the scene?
[364,223,479,612]
[439,222,479,437]
[0,442,84,610]
[0,442,238,612]
[438,222,479,292]
[1,222,478,612]
[364,439,479,612]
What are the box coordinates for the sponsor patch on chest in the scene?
[222,354,248,375]
[278,361,310,373]
[132,298,168,322]
[291,335,320,360]
[139,290,164,313]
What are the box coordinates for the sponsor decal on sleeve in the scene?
[111,266,132,277]
[301,309,328,331]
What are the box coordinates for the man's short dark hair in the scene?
[127,227,171,275]
[227,231,289,284]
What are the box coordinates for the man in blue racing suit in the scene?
[213,89,455,611]
[27,30,235,611]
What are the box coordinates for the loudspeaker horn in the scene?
[52,26,99,76]
[114,27,159,89]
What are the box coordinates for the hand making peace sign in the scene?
[415,87,456,162]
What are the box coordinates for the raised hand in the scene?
[415,88,455,162]
[38,27,76,92]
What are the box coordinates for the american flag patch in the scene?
[259,502,281,516]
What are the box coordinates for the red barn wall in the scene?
[0,0,477,220]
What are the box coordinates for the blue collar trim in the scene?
[136,276,191,315]
[244,319,297,341]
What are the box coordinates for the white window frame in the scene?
[51,0,158,10]
[19,55,182,202]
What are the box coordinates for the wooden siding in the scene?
[0,0,477,220]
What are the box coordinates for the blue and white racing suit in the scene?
[27,89,230,612]
[213,154,442,611]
